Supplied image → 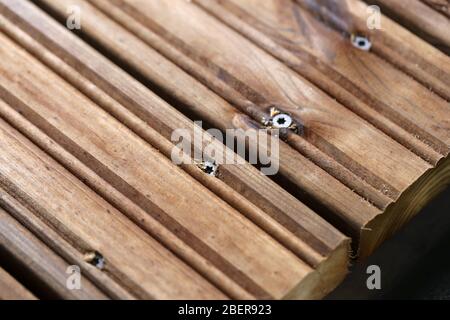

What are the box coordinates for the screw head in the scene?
[351,35,372,51]
[272,113,293,129]
[199,161,218,176]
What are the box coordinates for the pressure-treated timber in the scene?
[16,0,375,265]
[189,0,450,253]
[297,0,450,102]
[0,184,135,300]
[58,0,389,226]
[0,265,36,300]
[0,207,108,299]
[0,25,351,299]
[195,0,450,165]
[87,0,432,196]
[368,0,450,54]
[0,0,352,300]
[59,0,450,257]
[0,0,448,301]
[0,115,227,300]
[421,0,450,19]
[21,0,368,252]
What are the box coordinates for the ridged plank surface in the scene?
[0,0,448,300]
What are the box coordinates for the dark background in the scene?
[328,187,450,299]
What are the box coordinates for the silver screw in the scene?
[198,161,218,176]
[272,113,293,129]
[351,35,372,51]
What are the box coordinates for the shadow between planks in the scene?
[0,0,448,299]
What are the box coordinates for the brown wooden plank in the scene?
[0,207,108,299]
[20,0,350,266]
[0,27,329,299]
[0,265,36,300]
[190,0,450,256]
[297,0,450,102]
[0,116,226,300]
[94,0,431,196]
[0,92,246,300]
[0,0,446,300]
[70,0,448,256]
[0,0,351,299]
[0,181,135,300]
[421,0,450,19]
[195,0,450,165]
[44,0,386,234]
[370,0,450,54]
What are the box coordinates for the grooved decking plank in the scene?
[26,0,360,250]
[0,28,327,299]
[369,0,450,54]
[0,183,135,299]
[0,265,36,300]
[297,0,450,102]
[189,0,450,254]
[0,207,107,299]
[421,0,450,19]
[0,115,226,300]
[58,0,385,234]
[0,0,351,299]
[195,0,450,165]
[0,0,447,301]
[76,0,447,256]
[96,0,431,196]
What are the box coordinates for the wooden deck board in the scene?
[0,0,448,299]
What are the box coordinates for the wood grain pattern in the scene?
[369,0,450,54]
[0,0,447,300]
[421,0,450,19]
[297,0,450,102]
[0,24,334,299]
[0,0,353,299]
[196,0,450,164]
[0,113,226,300]
[190,0,450,254]
[0,184,135,299]
[75,0,448,256]
[95,0,431,196]
[0,207,107,299]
